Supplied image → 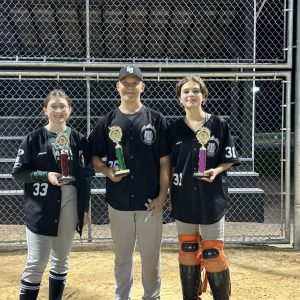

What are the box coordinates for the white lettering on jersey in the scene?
[14,148,24,168]
[108,160,119,168]
[173,173,183,186]
[13,157,21,168]
[225,146,237,158]
[37,152,47,156]
[33,183,48,196]
[79,150,85,167]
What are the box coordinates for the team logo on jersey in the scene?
[206,136,220,157]
[17,148,24,156]
[141,124,156,145]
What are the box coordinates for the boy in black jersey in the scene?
[89,65,170,300]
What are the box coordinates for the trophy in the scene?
[55,133,75,183]
[109,126,130,177]
[193,127,211,178]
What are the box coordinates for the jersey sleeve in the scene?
[76,133,93,212]
[166,124,176,167]
[81,139,92,212]
[80,136,95,177]
[219,119,241,165]
[11,135,34,175]
[88,116,108,158]
[158,115,171,158]
[11,135,49,183]
[13,170,49,183]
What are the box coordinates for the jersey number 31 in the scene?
[173,173,183,186]
[225,146,237,158]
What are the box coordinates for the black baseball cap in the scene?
[118,65,143,81]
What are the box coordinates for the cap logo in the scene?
[127,66,134,73]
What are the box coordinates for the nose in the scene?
[125,84,136,89]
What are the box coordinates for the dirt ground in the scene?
[1,244,300,300]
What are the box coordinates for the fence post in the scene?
[293,0,300,250]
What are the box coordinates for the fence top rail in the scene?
[0,71,290,80]
[0,61,290,70]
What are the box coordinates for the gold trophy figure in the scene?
[193,127,211,178]
[109,126,130,177]
[55,133,75,183]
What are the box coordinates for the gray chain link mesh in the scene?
[0,0,286,63]
[0,75,290,245]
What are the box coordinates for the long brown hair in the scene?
[43,89,72,108]
[176,76,208,100]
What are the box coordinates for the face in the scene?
[43,96,72,126]
[117,75,145,103]
[179,80,205,109]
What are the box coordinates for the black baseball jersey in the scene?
[11,127,92,236]
[168,115,240,224]
[89,106,169,211]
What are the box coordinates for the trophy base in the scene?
[114,169,131,177]
[193,172,209,178]
[58,176,75,184]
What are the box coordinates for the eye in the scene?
[121,81,139,88]
[48,105,68,111]
[192,89,201,94]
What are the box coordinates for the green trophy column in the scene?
[109,125,130,176]
[116,145,126,170]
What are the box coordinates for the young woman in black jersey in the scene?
[168,77,240,300]
[12,89,92,300]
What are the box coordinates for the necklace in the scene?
[185,112,210,132]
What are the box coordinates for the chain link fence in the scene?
[0,0,287,64]
[0,73,291,246]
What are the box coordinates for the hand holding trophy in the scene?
[55,133,75,184]
[109,126,130,177]
[193,126,211,178]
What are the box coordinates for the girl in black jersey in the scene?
[168,77,240,300]
[12,90,92,300]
